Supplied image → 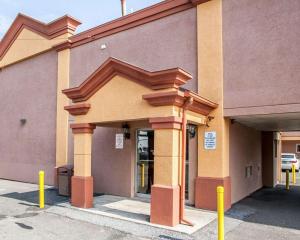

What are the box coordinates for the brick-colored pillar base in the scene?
[150,185,180,227]
[195,176,231,211]
[71,176,93,208]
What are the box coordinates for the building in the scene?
[0,0,299,227]
[281,132,300,155]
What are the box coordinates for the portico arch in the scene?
[63,58,217,226]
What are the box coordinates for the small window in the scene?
[296,144,300,153]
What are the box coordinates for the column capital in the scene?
[70,123,96,134]
[149,116,182,130]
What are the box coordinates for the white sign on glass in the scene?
[115,134,124,149]
[204,131,216,150]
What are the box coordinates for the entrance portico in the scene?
[63,58,217,226]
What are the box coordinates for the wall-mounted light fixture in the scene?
[100,43,107,50]
[20,118,27,125]
[187,124,197,139]
[122,123,130,139]
[206,116,215,127]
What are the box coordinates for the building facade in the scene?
[0,0,299,227]
[281,132,300,155]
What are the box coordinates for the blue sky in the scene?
[0,0,163,38]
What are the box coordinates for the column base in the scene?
[150,185,180,227]
[195,176,231,211]
[71,176,93,208]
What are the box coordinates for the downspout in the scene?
[180,96,193,226]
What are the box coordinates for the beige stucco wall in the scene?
[154,128,181,186]
[197,0,229,178]
[0,28,69,67]
[230,122,262,203]
[56,49,71,167]
[75,75,181,124]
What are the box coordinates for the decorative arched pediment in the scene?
[63,58,217,124]
[0,13,81,66]
[62,57,193,103]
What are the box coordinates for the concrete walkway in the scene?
[0,179,300,239]
[57,194,217,235]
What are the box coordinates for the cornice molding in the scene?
[70,123,96,134]
[143,90,218,116]
[62,57,192,103]
[54,0,209,51]
[149,116,183,129]
[190,0,210,6]
[64,103,91,116]
[0,13,81,60]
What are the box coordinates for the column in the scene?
[195,0,231,211]
[70,123,95,208]
[55,48,70,185]
[149,117,182,227]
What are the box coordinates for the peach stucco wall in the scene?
[67,7,199,198]
[229,122,262,203]
[0,29,69,68]
[223,0,300,116]
[0,51,58,185]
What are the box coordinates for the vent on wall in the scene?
[245,166,253,178]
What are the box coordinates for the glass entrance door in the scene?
[136,130,154,194]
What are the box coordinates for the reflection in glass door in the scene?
[136,130,154,194]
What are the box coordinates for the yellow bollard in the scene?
[286,169,289,190]
[217,186,224,240]
[141,164,145,188]
[292,164,296,184]
[39,171,45,209]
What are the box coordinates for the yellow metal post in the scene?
[292,164,296,184]
[286,169,289,190]
[141,164,145,188]
[39,171,45,209]
[217,186,224,240]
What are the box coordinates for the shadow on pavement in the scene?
[226,185,300,230]
[0,188,69,205]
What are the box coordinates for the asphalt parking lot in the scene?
[0,179,299,240]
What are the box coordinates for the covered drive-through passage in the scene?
[63,58,218,227]
[227,112,300,219]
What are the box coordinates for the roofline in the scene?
[62,57,193,103]
[0,13,81,60]
[54,0,210,51]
